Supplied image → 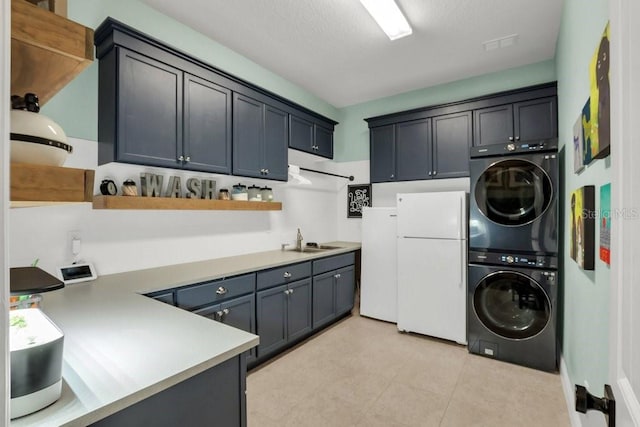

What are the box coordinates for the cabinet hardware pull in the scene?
[515,136,520,141]
[284,289,291,295]
[508,136,514,141]
[178,155,184,161]
[223,309,229,315]
[289,288,294,294]
[264,169,269,174]
[390,174,394,178]
[216,310,224,318]
[428,171,432,176]
[216,286,228,295]
[185,156,191,162]
[433,171,437,175]
[283,272,292,278]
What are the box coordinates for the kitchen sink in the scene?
[286,244,342,253]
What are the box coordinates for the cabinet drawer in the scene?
[176,273,256,310]
[257,262,311,291]
[312,252,355,275]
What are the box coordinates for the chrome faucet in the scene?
[296,228,304,251]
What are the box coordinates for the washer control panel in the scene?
[469,250,558,269]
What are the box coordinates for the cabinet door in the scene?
[256,284,288,357]
[232,93,263,178]
[395,119,431,181]
[117,48,182,168]
[263,104,288,181]
[183,73,232,174]
[220,294,256,364]
[286,278,312,342]
[312,271,336,329]
[513,97,558,142]
[370,125,395,183]
[314,125,334,159]
[473,104,514,146]
[335,266,355,316]
[432,111,472,179]
[289,114,314,152]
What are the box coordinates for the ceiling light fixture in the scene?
[360,0,413,41]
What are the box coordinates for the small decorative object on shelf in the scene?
[122,179,137,196]
[100,179,117,196]
[260,186,273,202]
[218,189,230,200]
[231,183,248,201]
[248,185,262,201]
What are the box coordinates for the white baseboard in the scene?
[560,355,583,427]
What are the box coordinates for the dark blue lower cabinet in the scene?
[255,278,312,359]
[286,279,312,342]
[313,266,356,329]
[335,266,355,316]
[256,284,288,357]
[90,354,246,427]
[312,272,336,329]
[194,294,256,365]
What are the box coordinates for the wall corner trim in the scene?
[560,355,584,427]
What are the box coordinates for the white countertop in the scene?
[11,242,360,427]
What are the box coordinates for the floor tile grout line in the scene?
[437,351,472,426]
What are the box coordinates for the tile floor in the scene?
[247,313,570,427]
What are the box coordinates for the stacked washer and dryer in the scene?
[467,139,559,372]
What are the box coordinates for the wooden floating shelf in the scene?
[11,163,95,208]
[92,196,283,211]
[11,0,94,105]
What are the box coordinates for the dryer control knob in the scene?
[506,256,515,263]
[507,143,516,152]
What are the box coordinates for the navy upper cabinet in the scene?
[95,18,338,180]
[431,111,472,179]
[183,73,232,174]
[289,113,335,159]
[370,125,395,183]
[113,48,183,168]
[473,96,557,146]
[395,119,431,181]
[232,93,288,181]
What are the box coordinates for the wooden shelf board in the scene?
[11,163,95,206]
[11,0,94,105]
[92,196,283,211]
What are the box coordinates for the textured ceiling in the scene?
[141,0,563,108]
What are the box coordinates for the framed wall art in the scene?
[347,184,372,218]
[589,21,611,160]
[581,98,594,166]
[600,183,611,265]
[573,114,584,173]
[570,185,595,271]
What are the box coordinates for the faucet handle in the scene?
[281,243,291,251]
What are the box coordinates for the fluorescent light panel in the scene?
[360,0,412,41]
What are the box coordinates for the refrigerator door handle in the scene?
[459,242,465,288]
[458,195,464,240]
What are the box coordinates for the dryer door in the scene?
[474,159,553,226]
[473,271,551,340]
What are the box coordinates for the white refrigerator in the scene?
[360,207,397,323]
[396,191,467,344]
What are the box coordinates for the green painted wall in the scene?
[334,60,556,162]
[556,0,609,390]
[41,0,340,141]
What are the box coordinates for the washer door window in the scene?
[473,271,551,340]
[475,159,553,226]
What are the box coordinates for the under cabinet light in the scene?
[360,0,413,41]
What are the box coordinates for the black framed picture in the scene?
[347,184,372,218]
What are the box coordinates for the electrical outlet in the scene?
[68,230,81,256]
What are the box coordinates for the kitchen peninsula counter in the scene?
[11,241,360,426]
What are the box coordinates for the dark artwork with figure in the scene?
[570,186,595,271]
[590,22,610,159]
